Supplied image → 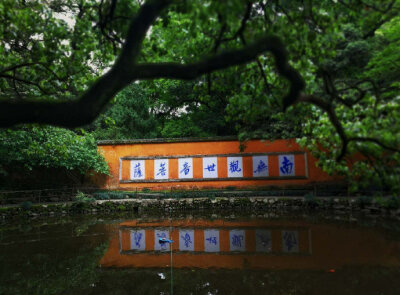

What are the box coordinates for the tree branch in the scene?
[0,62,39,74]
[297,94,400,161]
[0,0,304,128]
[134,35,304,108]
[0,74,50,94]
[297,94,348,160]
[348,137,400,153]
[220,2,253,43]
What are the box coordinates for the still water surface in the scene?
[1,212,400,295]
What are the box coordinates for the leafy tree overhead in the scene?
[90,83,159,140]
[0,0,303,128]
[0,0,400,191]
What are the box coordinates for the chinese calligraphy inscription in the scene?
[255,229,272,252]
[227,157,243,178]
[130,160,145,180]
[179,229,194,251]
[252,156,269,177]
[204,229,220,252]
[282,230,299,253]
[155,229,170,251]
[279,154,295,176]
[178,158,193,179]
[229,229,245,251]
[154,159,169,179]
[130,229,146,251]
[202,157,218,178]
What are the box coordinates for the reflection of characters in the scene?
[232,234,243,247]
[181,233,192,248]
[134,163,142,178]
[206,236,217,245]
[257,234,271,248]
[157,232,168,250]
[134,232,143,248]
[204,163,216,172]
[280,156,293,175]
[180,162,191,175]
[254,160,268,174]
[229,160,242,173]
[156,163,167,176]
[283,232,297,251]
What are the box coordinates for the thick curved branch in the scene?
[0,0,304,129]
[134,35,304,108]
[0,0,171,128]
[117,0,171,67]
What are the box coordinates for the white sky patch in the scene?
[53,12,75,29]
[31,33,44,40]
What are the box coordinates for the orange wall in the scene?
[97,138,340,190]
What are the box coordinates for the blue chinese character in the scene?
[157,232,168,249]
[180,162,191,175]
[134,232,143,248]
[280,156,293,175]
[206,236,217,245]
[254,160,268,174]
[283,232,297,251]
[232,234,243,247]
[157,163,167,176]
[204,163,216,172]
[181,233,192,248]
[134,163,142,178]
[229,160,242,173]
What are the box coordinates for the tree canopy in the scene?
[1,0,400,191]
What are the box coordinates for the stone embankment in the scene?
[1,196,400,219]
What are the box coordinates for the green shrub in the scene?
[74,191,95,203]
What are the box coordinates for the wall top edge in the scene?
[98,136,245,146]
[97,136,296,146]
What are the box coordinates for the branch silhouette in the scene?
[0,0,304,128]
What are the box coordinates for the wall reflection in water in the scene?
[101,218,317,269]
[100,218,400,270]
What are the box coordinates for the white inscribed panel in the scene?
[252,156,269,177]
[229,229,245,252]
[130,229,146,251]
[179,229,194,251]
[227,157,243,178]
[256,229,272,252]
[178,158,193,179]
[282,230,299,253]
[203,157,218,178]
[155,229,170,251]
[278,154,295,176]
[204,229,220,252]
[130,160,145,180]
[154,159,169,180]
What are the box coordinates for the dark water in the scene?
[1,212,400,295]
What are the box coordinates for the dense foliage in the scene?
[0,126,109,176]
[1,0,399,191]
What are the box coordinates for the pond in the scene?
[1,212,400,295]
